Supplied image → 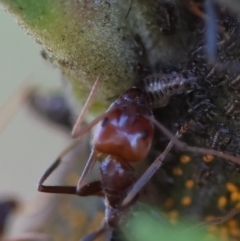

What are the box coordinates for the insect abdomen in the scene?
[143,72,198,108]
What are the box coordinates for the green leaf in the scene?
[122,208,218,241]
[0,0,138,115]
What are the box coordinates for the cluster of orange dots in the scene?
[201,155,240,240]
[217,182,240,209]
[180,155,194,207]
[205,182,240,240]
[164,154,195,224]
[172,154,191,176]
[205,217,240,241]
[169,154,240,240]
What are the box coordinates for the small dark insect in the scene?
[208,123,231,150]
[28,90,74,130]
[228,74,240,90]
[37,75,240,241]
[188,99,215,119]
[193,162,212,187]
[142,71,199,108]
[223,96,240,119]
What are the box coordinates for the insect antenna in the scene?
[72,110,114,139]
[72,73,103,138]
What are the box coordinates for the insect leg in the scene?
[38,142,102,196]
[121,121,195,207]
[197,208,240,229]
[185,207,240,234]
[149,117,240,165]
[76,148,99,192]
[39,176,103,196]
[121,129,184,208]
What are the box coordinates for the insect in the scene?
[142,71,199,108]
[223,97,240,119]
[37,72,240,241]
[228,74,240,91]
[2,0,240,240]
[187,98,217,121]
[37,74,194,241]
[208,123,231,150]
[28,89,75,131]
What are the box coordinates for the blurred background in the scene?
[0,8,112,240]
[0,7,70,212]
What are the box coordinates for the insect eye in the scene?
[141,130,149,139]
[101,117,109,127]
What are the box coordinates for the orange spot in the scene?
[228,219,238,229]
[229,228,240,237]
[203,155,214,163]
[204,215,215,221]
[207,225,218,233]
[235,202,240,208]
[218,196,227,209]
[226,182,238,193]
[168,210,179,224]
[181,196,192,206]
[219,227,229,239]
[164,198,174,209]
[185,180,195,189]
[172,167,183,176]
[180,155,191,164]
[231,191,239,202]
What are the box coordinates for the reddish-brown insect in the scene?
[37,75,186,240]
[38,75,240,241]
